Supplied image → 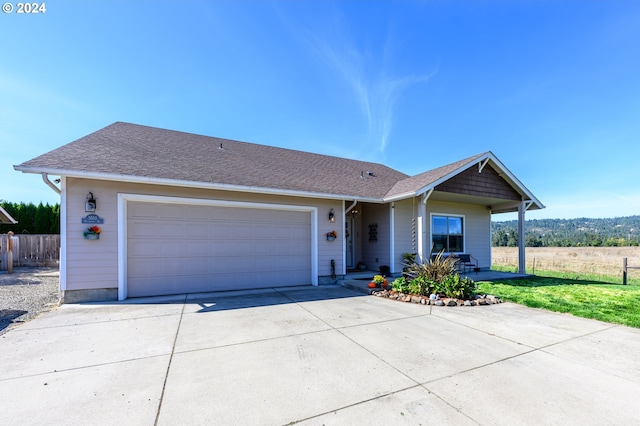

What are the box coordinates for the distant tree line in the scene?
[0,201,60,234]
[492,216,640,247]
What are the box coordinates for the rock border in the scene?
[372,289,502,306]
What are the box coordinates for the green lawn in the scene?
[476,276,640,328]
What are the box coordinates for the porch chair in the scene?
[456,254,478,274]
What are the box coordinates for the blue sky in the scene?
[1,1,639,220]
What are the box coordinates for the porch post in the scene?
[417,197,427,263]
[518,201,526,274]
[389,202,395,273]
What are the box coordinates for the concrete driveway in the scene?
[1,285,638,425]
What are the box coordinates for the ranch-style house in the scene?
[14,122,544,303]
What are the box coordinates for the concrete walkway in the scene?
[1,285,638,425]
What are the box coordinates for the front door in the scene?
[345,217,354,269]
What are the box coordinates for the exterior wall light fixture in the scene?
[329,208,335,223]
[85,192,97,212]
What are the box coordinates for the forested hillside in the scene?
[0,201,60,234]
[492,216,640,247]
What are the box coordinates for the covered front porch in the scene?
[331,152,544,281]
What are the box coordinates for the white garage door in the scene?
[126,201,312,298]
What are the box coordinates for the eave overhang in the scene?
[13,165,386,204]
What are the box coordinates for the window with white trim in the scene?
[432,215,464,253]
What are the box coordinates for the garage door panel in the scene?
[234,225,257,239]
[184,205,210,221]
[211,222,234,238]
[129,203,157,218]
[158,223,184,237]
[157,204,184,219]
[233,208,261,221]
[186,223,208,238]
[186,241,210,255]
[129,240,177,257]
[253,225,278,239]
[129,221,159,238]
[127,201,312,298]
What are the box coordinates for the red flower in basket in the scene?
[83,226,102,236]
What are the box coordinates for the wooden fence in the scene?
[0,234,60,270]
[622,258,640,285]
[493,254,640,285]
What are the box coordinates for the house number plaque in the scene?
[82,214,104,224]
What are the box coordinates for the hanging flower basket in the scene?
[326,230,337,241]
[83,225,101,240]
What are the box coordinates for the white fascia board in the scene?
[484,152,545,210]
[383,190,420,203]
[15,166,385,204]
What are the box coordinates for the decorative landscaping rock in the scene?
[372,290,503,308]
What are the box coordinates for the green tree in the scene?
[0,201,60,234]
[34,202,49,233]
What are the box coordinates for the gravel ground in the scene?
[0,267,59,335]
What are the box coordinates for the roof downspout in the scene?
[41,173,61,195]
[389,202,395,273]
[345,200,357,214]
[422,188,433,204]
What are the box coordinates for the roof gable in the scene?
[0,205,17,225]
[383,151,544,211]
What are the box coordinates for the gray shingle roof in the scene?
[15,122,410,200]
[16,122,541,208]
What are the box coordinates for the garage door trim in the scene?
[117,193,318,300]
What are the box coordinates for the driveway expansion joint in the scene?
[154,294,187,426]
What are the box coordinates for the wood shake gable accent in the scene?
[435,164,522,201]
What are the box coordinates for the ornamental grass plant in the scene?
[392,252,477,299]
